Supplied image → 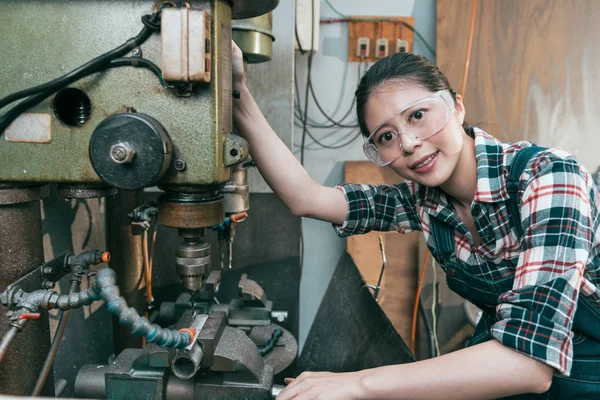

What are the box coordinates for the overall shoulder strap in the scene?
[506,145,547,237]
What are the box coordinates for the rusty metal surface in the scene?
[105,189,146,353]
[0,191,54,396]
[158,197,224,229]
[57,184,117,199]
[0,185,49,205]
[0,0,234,186]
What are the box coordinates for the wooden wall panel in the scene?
[437,0,600,174]
[344,161,420,344]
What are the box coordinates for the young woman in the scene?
[231,42,600,399]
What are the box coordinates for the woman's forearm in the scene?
[233,85,347,224]
[359,340,553,400]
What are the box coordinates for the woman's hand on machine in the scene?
[277,371,367,400]
[232,40,246,89]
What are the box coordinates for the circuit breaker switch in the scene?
[357,37,370,58]
[396,39,409,54]
[162,8,212,83]
[376,38,389,58]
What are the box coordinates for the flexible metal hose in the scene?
[93,268,191,349]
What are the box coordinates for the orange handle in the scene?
[18,313,41,320]
[230,212,248,223]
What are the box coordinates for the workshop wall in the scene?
[437,0,600,175]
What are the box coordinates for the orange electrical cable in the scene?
[142,228,154,349]
[460,0,477,96]
[142,229,153,307]
[410,250,429,354]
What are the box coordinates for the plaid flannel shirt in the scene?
[334,129,600,375]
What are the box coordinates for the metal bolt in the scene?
[110,142,136,164]
[174,159,187,171]
[272,311,288,323]
[132,47,142,57]
[42,266,53,275]
[43,281,55,290]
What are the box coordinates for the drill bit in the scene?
[190,294,197,319]
[220,240,226,269]
[228,239,233,269]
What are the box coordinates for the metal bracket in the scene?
[362,236,387,302]
[223,133,249,167]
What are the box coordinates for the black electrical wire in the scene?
[31,280,79,396]
[398,20,436,58]
[0,7,170,137]
[0,57,168,135]
[294,59,364,131]
[299,0,315,166]
[107,57,169,87]
[293,24,358,130]
[0,20,158,110]
[0,320,27,365]
[293,108,360,149]
[307,80,357,128]
[294,61,365,150]
[294,20,306,55]
[294,127,361,151]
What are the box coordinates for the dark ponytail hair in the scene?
[355,52,472,138]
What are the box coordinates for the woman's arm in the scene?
[231,43,348,224]
[279,340,553,400]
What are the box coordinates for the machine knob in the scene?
[89,113,172,190]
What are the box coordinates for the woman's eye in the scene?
[410,109,426,122]
[377,131,395,144]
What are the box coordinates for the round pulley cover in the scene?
[89,113,172,190]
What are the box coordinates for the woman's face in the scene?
[364,82,466,187]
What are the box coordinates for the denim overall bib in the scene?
[427,146,600,399]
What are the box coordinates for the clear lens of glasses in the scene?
[362,90,454,166]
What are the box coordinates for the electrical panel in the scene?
[347,16,414,62]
